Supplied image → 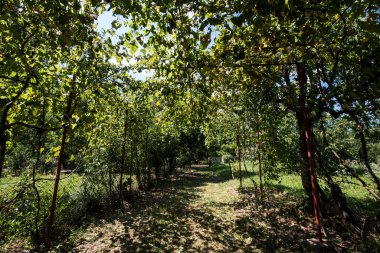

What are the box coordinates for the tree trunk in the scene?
[0,106,11,178]
[0,79,29,178]
[129,142,133,195]
[296,63,322,241]
[348,113,380,191]
[256,113,263,198]
[47,76,76,244]
[31,98,47,246]
[228,160,235,179]
[168,155,175,175]
[108,160,113,203]
[314,125,359,231]
[135,147,142,190]
[319,119,380,203]
[236,132,242,188]
[0,131,6,178]
[31,131,42,246]
[154,157,162,183]
[119,109,128,202]
[144,125,150,189]
[296,112,327,201]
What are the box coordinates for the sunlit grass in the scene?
[334,175,378,214]
[203,162,378,214]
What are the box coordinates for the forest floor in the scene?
[68,165,378,253]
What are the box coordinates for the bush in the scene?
[222,154,235,164]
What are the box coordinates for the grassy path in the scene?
[71,165,349,253]
[74,165,245,252]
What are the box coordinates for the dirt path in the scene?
[72,166,334,253]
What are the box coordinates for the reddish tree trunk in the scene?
[47,76,76,244]
[296,63,322,242]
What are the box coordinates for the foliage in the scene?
[0,0,379,250]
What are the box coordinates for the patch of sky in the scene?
[96,11,154,80]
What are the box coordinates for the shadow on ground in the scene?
[72,165,379,253]
[74,166,240,252]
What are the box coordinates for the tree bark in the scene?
[135,147,142,190]
[0,131,6,178]
[228,160,235,179]
[319,119,380,203]
[296,63,322,241]
[236,132,242,188]
[256,113,263,198]
[314,126,359,231]
[295,112,327,203]
[348,113,380,191]
[144,125,150,189]
[31,98,47,246]
[108,159,113,203]
[129,145,133,195]
[168,155,176,175]
[0,80,30,177]
[119,109,128,202]
[47,75,76,244]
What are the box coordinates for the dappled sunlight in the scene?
[71,166,363,253]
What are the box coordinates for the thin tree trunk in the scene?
[129,144,133,195]
[296,63,322,242]
[144,125,150,189]
[0,79,30,178]
[31,132,42,246]
[319,119,380,203]
[348,113,380,191]
[0,96,8,177]
[256,113,263,198]
[236,132,242,188]
[119,109,128,202]
[228,160,235,179]
[108,160,113,204]
[331,148,380,203]
[243,157,257,189]
[31,98,47,246]
[0,132,5,178]
[135,147,142,190]
[313,127,359,232]
[47,75,76,244]
[168,155,175,175]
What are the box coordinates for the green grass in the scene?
[207,162,378,215]
[2,163,379,252]
[333,175,379,214]
[0,176,23,190]
[66,164,380,253]
[219,161,305,195]
[2,163,376,216]
[0,172,111,249]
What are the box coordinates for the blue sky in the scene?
[95,10,218,81]
[96,11,153,80]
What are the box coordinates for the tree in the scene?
[0,0,97,177]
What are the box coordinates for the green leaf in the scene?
[129,43,138,55]
[52,146,61,157]
[111,20,122,29]
[201,31,211,48]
